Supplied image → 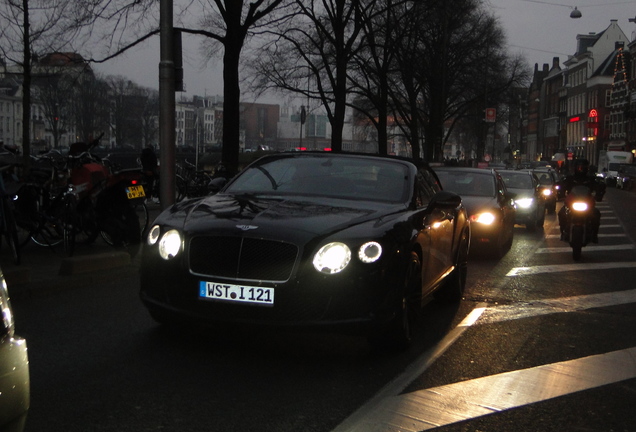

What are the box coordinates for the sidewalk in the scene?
[0,202,162,299]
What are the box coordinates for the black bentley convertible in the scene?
[140,152,470,349]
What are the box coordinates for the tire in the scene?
[570,225,584,261]
[371,252,421,351]
[439,228,469,303]
[526,218,537,232]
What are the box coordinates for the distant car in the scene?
[499,170,546,231]
[0,269,30,431]
[616,164,636,190]
[532,167,561,214]
[140,152,471,349]
[433,166,515,258]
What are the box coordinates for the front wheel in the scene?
[370,252,421,351]
[570,225,584,261]
[439,228,469,303]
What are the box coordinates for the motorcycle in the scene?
[64,135,146,256]
[562,184,598,261]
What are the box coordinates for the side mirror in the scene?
[429,191,462,208]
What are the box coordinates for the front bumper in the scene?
[139,245,402,332]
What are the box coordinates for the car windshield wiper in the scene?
[256,166,279,190]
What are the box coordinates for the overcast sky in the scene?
[94,0,636,100]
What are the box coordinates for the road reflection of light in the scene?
[506,262,636,276]
[333,288,636,432]
[348,347,636,432]
[479,288,636,325]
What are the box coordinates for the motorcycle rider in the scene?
[558,159,604,243]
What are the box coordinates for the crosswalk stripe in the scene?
[507,262,636,276]
[478,289,636,324]
[536,244,635,253]
[346,347,636,431]
[545,233,626,239]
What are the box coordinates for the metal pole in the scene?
[159,0,176,208]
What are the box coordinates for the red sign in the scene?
[485,108,496,123]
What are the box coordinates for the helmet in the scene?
[574,159,589,175]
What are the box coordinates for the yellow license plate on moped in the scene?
[126,185,146,199]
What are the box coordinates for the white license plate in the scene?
[199,281,274,306]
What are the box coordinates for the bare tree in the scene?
[250,0,363,153]
[70,73,112,143]
[348,0,407,155]
[140,87,160,149]
[0,0,75,171]
[386,0,528,162]
[180,0,290,173]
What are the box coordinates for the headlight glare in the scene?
[147,225,161,246]
[572,201,588,211]
[542,189,552,196]
[158,229,183,260]
[470,212,496,225]
[516,198,533,208]
[313,242,351,274]
[358,241,382,263]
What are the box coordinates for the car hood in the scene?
[458,195,501,215]
[157,193,407,242]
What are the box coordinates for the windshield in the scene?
[434,170,495,197]
[534,172,554,186]
[225,156,410,203]
[501,172,533,189]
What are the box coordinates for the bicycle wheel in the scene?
[14,184,64,248]
[1,196,21,265]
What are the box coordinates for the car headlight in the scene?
[516,198,534,208]
[358,241,382,263]
[542,189,552,197]
[147,225,161,246]
[158,229,183,260]
[313,242,351,274]
[470,212,496,225]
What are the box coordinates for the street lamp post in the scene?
[159,0,176,208]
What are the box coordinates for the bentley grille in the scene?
[188,236,299,282]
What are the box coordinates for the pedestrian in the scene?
[140,145,159,203]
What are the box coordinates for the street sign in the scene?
[485,108,496,123]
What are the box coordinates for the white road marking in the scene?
[342,347,636,431]
[545,233,626,239]
[507,262,636,276]
[333,289,636,432]
[536,244,635,253]
[479,289,636,324]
